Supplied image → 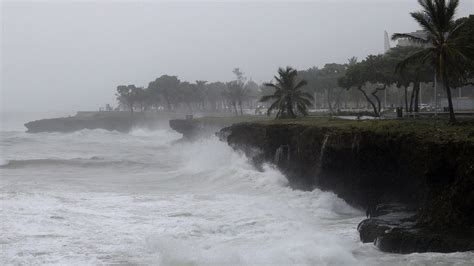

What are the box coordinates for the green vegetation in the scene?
[195,115,271,125]
[338,47,435,117]
[223,68,251,116]
[298,63,348,112]
[245,117,474,143]
[112,0,473,125]
[260,67,313,119]
[116,85,144,116]
[391,0,474,124]
[115,68,261,116]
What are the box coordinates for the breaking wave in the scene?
[1,128,473,265]
[0,157,147,169]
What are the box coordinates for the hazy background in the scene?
[2,0,473,115]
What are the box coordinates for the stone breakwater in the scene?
[217,122,474,254]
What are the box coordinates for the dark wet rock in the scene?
[169,118,241,140]
[359,204,474,253]
[220,122,474,254]
[358,204,416,243]
[169,119,202,139]
[375,229,474,253]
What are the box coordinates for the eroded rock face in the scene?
[375,228,474,253]
[169,119,202,139]
[359,204,474,253]
[220,123,474,254]
[358,204,416,243]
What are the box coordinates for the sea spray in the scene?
[1,129,473,265]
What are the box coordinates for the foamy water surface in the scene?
[1,128,473,265]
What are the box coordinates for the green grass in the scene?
[260,117,474,143]
[195,115,474,143]
[196,115,272,125]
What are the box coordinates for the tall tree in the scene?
[224,81,244,115]
[392,0,474,123]
[338,55,391,117]
[223,68,248,115]
[148,75,180,111]
[260,66,313,119]
[386,46,434,112]
[206,82,226,111]
[116,85,141,116]
[194,80,207,110]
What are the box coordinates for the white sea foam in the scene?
[1,128,473,265]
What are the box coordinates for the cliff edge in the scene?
[218,119,474,253]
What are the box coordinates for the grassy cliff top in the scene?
[200,115,474,143]
[196,115,271,124]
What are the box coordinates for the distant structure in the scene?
[396,30,427,47]
[384,31,390,53]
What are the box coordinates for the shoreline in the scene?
[21,112,474,254]
[170,117,474,254]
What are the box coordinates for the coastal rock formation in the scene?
[24,112,181,133]
[218,122,474,253]
[169,119,204,139]
[168,117,256,140]
[25,116,134,133]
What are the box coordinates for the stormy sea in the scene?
[1,123,473,265]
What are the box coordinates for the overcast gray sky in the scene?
[2,0,473,113]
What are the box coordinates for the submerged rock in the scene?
[358,204,417,243]
[358,204,474,253]
[169,119,202,139]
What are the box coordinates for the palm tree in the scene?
[392,0,473,124]
[260,66,313,119]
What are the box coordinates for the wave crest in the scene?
[0,157,146,169]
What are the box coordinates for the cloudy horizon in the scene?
[2,0,473,113]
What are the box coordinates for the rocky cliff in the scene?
[218,121,474,253]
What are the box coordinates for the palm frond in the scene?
[293,80,308,91]
[411,12,436,35]
[296,103,309,116]
[300,92,314,101]
[259,94,278,102]
[448,19,467,39]
[267,100,283,117]
[295,97,313,107]
[446,0,459,24]
[395,48,433,73]
[391,33,428,44]
[263,83,282,91]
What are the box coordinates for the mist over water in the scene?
[0,111,77,132]
[1,128,473,265]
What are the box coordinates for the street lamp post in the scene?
[434,71,438,115]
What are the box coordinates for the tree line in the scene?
[116,68,260,116]
[115,0,473,123]
[268,0,473,122]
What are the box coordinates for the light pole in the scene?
[313,92,317,110]
[419,84,422,106]
[434,71,438,115]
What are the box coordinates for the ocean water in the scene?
[1,127,473,265]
